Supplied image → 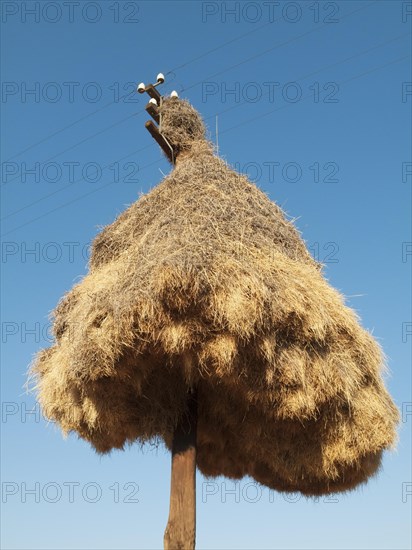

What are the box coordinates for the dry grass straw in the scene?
[31,98,399,495]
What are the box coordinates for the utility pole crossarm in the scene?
[137,72,179,165]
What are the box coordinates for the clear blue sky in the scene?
[1,1,411,549]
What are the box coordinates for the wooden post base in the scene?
[164,390,197,550]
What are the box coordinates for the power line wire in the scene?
[3,0,378,164]
[4,30,404,220]
[4,20,282,162]
[3,52,407,237]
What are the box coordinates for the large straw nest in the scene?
[31,98,399,496]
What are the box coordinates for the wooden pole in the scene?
[164,390,197,550]
[145,120,175,164]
